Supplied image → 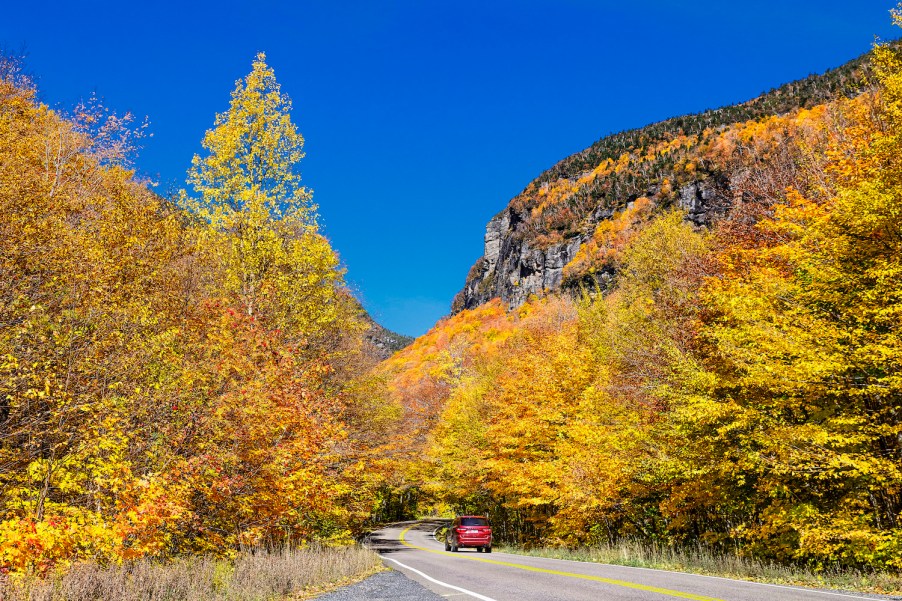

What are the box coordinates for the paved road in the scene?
[367,520,898,601]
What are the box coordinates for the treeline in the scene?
[381,35,902,569]
[0,54,395,573]
[536,39,880,187]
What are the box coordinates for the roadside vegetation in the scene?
[0,546,382,601]
[0,51,399,576]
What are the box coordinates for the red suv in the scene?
[445,515,492,553]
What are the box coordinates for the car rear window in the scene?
[460,517,488,526]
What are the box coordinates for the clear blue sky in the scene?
[3,1,898,336]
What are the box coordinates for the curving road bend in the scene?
[367,520,897,601]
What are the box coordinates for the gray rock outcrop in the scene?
[452,177,730,314]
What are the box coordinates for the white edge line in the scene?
[381,555,498,601]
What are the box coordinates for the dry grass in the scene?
[0,546,383,601]
[498,540,902,596]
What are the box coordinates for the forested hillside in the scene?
[382,23,902,570]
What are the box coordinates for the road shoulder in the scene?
[311,569,446,601]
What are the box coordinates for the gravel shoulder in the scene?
[312,570,445,601]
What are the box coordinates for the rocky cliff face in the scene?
[452,47,876,314]
[452,179,728,312]
[453,209,583,312]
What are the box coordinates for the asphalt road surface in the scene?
[367,520,898,601]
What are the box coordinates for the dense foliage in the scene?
[0,54,388,573]
[380,31,902,570]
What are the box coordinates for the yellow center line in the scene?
[399,526,726,601]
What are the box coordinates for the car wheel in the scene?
[445,540,450,551]
[452,542,459,552]
[486,546,492,553]
[476,546,483,553]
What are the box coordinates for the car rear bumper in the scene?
[458,536,492,546]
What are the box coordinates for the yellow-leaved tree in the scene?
[169,52,370,550]
[184,52,347,342]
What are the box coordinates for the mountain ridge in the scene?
[452,43,890,314]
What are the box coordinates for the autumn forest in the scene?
[3,4,902,591]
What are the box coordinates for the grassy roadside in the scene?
[0,546,384,601]
[495,541,902,596]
